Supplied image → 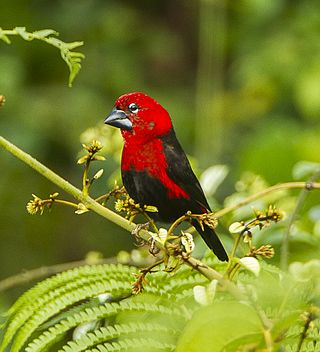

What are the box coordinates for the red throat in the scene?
[122,137,189,199]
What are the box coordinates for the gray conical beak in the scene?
[104,108,132,131]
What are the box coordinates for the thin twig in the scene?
[0,257,116,293]
[296,311,314,352]
[214,182,320,219]
[0,136,135,233]
[280,170,320,270]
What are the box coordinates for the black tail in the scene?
[192,220,228,262]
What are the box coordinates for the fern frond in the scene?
[145,269,207,297]
[7,264,135,318]
[89,337,175,352]
[3,264,135,335]
[23,301,187,352]
[33,322,178,352]
[2,278,133,352]
[1,262,210,352]
[11,282,132,352]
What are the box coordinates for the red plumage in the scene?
[105,92,228,261]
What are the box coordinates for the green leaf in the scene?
[0,28,11,44]
[229,221,245,234]
[64,41,84,50]
[32,29,59,38]
[200,165,229,196]
[176,301,264,352]
[239,257,261,276]
[15,27,33,41]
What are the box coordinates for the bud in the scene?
[0,95,5,107]
[75,203,89,214]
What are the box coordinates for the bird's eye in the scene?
[128,103,139,114]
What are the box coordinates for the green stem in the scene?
[82,160,90,196]
[0,257,115,293]
[280,169,320,271]
[0,136,134,233]
[214,181,320,219]
[142,212,159,233]
[55,199,79,208]
[225,234,242,277]
[166,214,188,237]
[185,257,244,300]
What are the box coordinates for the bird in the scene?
[104,92,228,261]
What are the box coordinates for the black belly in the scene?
[122,170,198,223]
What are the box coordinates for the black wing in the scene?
[161,129,211,213]
[162,130,228,261]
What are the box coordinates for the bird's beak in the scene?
[104,108,133,131]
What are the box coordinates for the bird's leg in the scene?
[131,222,150,247]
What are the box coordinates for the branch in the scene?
[0,136,134,233]
[0,257,116,293]
[184,257,244,300]
[214,181,320,219]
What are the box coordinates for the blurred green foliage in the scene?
[1,0,320,308]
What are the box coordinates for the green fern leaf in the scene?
[89,337,175,352]
[9,281,132,352]
[23,301,187,352]
[1,268,134,352]
[54,322,178,352]
[6,264,135,321]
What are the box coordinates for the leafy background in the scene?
[1,0,320,308]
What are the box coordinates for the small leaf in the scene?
[229,222,245,234]
[15,27,33,41]
[50,192,59,198]
[93,155,106,161]
[200,165,229,196]
[239,257,260,276]
[93,169,104,180]
[32,29,59,38]
[64,41,84,50]
[75,203,89,214]
[144,205,158,213]
[157,228,168,244]
[0,28,11,44]
[77,155,88,164]
[193,280,217,306]
[193,286,208,306]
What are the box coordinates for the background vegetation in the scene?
[1,0,320,312]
